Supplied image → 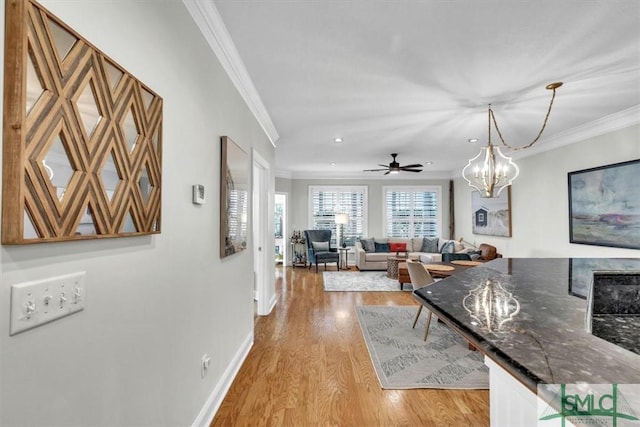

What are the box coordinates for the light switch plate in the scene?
[10,272,86,335]
[192,184,205,204]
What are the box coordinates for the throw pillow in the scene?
[374,242,390,253]
[360,238,375,252]
[421,237,439,253]
[389,242,407,252]
[411,237,424,253]
[312,241,329,252]
[440,240,455,254]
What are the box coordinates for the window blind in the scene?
[309,186,367,246]
[383,186,440,238]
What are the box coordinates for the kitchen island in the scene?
[412,258,640,426]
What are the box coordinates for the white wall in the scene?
[454,124,640,258]
[0,1,274,426]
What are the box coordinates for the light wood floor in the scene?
[211,265,490,426]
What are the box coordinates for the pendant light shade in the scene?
[462,144,519,198]
[462,82,562,198]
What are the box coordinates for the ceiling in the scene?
[211,0,640,179]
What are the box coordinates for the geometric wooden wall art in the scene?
[2,0,162,244]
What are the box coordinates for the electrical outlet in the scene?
[201,354,211,378]
[10,272,86,335]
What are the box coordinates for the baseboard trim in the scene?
[267,293,278,314]
[191,332,254,427]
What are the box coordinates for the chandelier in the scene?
[462,82,563,198]
[463,279,520,333]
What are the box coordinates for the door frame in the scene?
[252,149,273,316]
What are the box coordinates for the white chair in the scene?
[406,259,436,341]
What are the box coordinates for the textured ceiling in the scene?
[213,0,640,179]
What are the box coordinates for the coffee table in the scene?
[423,261,478,278]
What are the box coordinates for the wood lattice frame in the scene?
[2,0,162,244]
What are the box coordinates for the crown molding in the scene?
[276,107,640,181]
[275,169,293,179]
[514,105,640,159]
[183,0,279,146]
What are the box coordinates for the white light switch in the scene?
[10,272,86,335]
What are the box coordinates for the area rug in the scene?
[323,271,408,291]
[356,305,489,389]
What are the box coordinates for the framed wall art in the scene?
[471,187,512,237]
[568,159,640,249]
[2,0,163,244]
[220,136,249,257]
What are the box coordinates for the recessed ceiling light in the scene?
[424,161,433,165]
[330,162,336,166]
[334,137,343,143]
[468,138,479,143]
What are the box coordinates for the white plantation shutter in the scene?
[384,186,440,238]
[309,186,367,246]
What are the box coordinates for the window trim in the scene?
[382,185,442,238]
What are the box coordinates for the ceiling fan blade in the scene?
[401,164,423,168]
[402,169,423,173]
[378,164,390,168]
[363,168,388,172]
[384,171,391,175]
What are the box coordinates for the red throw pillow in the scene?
[389,242,407,252]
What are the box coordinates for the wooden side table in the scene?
[386,256,407,279]
[398,262,411,290]
[338,247,350,270]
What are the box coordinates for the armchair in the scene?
[303,230,340,273]
[477,243,502,261]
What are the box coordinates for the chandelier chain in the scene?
[489,86,559,151]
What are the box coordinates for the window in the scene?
[274,199,284,238]
[383,186,441,238]
[309,186,367,246]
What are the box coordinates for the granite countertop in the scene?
[412,258,640,393]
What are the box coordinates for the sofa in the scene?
[354,237,471,271]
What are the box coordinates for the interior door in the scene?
[252,150,273,315]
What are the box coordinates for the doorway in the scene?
[274,193,286,267]
[252,149,273,316]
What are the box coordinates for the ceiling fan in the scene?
[363,153,423,175]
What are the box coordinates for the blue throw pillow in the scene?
[421,237,439,253]
[374,242,390,253]
[440,240,455,254]
[360,238,375,252]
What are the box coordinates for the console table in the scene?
[290,241,307,268]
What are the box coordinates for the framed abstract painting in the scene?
[568,159,640,249]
